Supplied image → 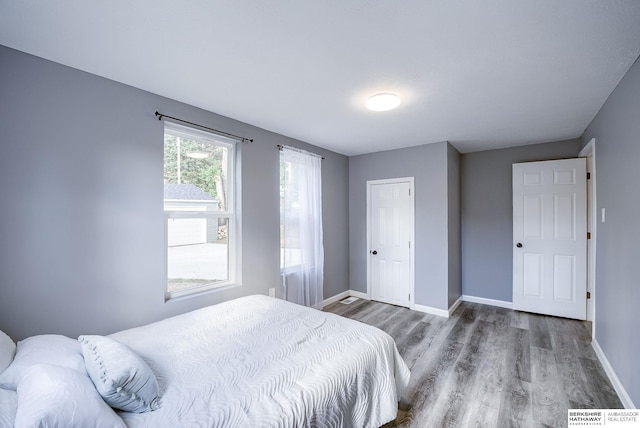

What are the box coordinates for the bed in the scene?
[0,295,410,427]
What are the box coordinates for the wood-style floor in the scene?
[323,299,622,428]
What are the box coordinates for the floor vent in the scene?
[340,297,359,305]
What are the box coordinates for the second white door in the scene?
[367,178,414,308]
[513,158,587,320]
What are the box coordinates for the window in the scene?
[163,122,238,299]
[279,145,324,309]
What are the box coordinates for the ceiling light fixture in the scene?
[365,93,401,111]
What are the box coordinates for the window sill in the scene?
[164,281,240,303]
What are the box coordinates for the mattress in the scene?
[111,295,410,427]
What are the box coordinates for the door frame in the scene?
[579,138,597,332]
[366,177,415,309]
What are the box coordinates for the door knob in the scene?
[371,250,378,255]
[516,243,523,248]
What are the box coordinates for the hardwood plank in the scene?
[402,339,464,427]
[529,314,553,350]
[531,346,569,427]
[565,318,592,343]
[547,317,598,408]
[484,306,511,329]
[569,400,590,410]
[413,309,503,427]
[506,327,531,383]
[376,307,410,332]
[510,310,530,330]
[332,298,373,318]
[559,318,599,361]
[323,300,624,428]
[579,357,623,408]
[349,301,389,322]
[459,401,500,428]
[422,361,476,427]
[324,297,368,315]
[497,378,533,428]
[395,321,432,369]
[466,319,507,415]
[446,306,478,343]
[357,302,398,325]
[379,309,425,342]
[457,319,491,367]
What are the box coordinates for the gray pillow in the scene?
[78,335,160,413]
[0,330,16,375]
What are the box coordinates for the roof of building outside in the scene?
[164,183,216,201]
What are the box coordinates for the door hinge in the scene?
[408,293,411,301]
[408,241,411,248]
[587,232,591,239]
[409,188,411,196]
[587,172,591,179]
[587,291,591,299]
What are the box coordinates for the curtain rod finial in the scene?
[154,110,251,142]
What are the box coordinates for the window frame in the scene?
[163,121,241,301]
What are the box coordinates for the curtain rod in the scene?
[277,144,324,160]
[155,111,253,143]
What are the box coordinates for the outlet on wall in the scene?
[268,288,275,298]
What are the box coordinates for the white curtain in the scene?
[280,145,324,309]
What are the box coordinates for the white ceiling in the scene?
[1,1,640,155]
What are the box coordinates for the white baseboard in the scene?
[413,303,450,318]
[592,339,636,409]
[349,290,369,300]
[449,296,463,316]
[327,289,452,318]
[413,297,462,318]
[326,292,502,319]
[462,295,513,309]
[322,290,350,307]
[322,290,370,307]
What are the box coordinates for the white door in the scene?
[367,178,414,308]
[513,158,587,320]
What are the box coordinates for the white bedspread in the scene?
[112,295,410,428]
[0,388,17,428]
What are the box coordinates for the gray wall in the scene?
[581,56,640,407]
[349,141,460,311]
[460,139,580,302]
[0,45,349,341]
[320,150,350,300]
[447,144,462,307]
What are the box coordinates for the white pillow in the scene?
[0,330,16,374]
[0,334,86,390]
[15,364,126,428]
[79,335,160,413]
